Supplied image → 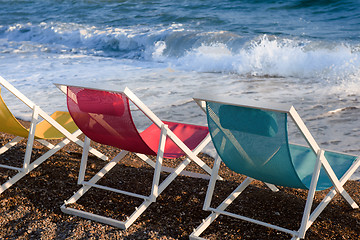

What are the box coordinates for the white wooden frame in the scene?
[0,76,108,194]
[55,84,220,229]
[190,95,360,240]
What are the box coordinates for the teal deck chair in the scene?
[190,95,360,240]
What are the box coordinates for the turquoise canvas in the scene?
[206,102,357,191]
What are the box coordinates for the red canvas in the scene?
[67,87,208,159]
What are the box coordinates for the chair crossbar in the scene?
[0,136,23,155]
[0,164,22,171]
[161,166,211,180]
[136,153,212,180]
[208,207,298,236]
[36,139,55,149]
[265,182,280,192]
[189,235,205,240]
[81,181,150,200]
[136,153,156,168]
[60,205,127,229]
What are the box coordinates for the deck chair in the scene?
[56,84,218,229]
[190,95,360,240]
[0,76,108,194]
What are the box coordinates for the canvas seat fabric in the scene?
[207,102,357,190]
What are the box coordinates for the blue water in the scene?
[1,0,360,58]
[0,0,360,177]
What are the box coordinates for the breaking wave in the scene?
[1,22,360,85]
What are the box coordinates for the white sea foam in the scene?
[2,23,360,88]
[168,36,360,89]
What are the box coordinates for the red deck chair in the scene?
[56,84,217,229]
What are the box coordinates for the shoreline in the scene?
[0,131,359,239]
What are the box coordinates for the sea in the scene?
[0,0,359,178]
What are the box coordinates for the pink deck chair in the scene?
[57,84,217,229]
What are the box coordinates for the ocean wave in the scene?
[169,35,360,82]
[0,22,161,58]
[1,22,360,85]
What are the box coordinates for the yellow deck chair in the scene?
[0,76,108,194]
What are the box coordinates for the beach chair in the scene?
[55,84,217,229]
[0,76,108,194]
[190,95,360,240]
